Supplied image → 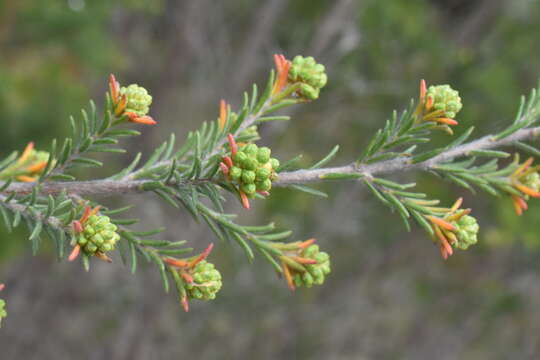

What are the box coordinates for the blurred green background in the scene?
[2,0,540,358]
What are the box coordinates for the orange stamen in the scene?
[68,244,81,262]
[72,220,83,233]
[427,216,456,231]
[257,190,270,196]
[219,100,227,130]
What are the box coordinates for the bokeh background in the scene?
[2,0,540,358]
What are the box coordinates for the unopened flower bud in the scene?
[120,84,152,116]
[184,260,222,300]
[426,84,462,119]
[77,215,120,255]
[452,215,479,250]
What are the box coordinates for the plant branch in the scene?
[2,126,539,197]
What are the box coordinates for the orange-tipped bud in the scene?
[188,243,214,268]
[219,162,229,175]
[515,184,540,198]
[16,175,36,182]
[223,156,233,169]
[291,256,318,265]
[450,197,463,213]
[95,252,113,263]
[434,117,458,126]
[281,259,295,291]
[240,191,250,209]
[181,295,190,312]
[164,257,189,267]
[219,100,227,130]
[18,142,34,164]
[227,133,237,157]
[125,112,157,125]
[181,272,194,284]
[26,161,48,173]
[68,244,81,262]
[109,74,120,103]
[298,238,316,249]
[272,54,290,95]
[72,220,83,233]
[427,216,456,231]
[420,79,427,102]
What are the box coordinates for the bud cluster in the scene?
[0,142,50,182]
[417,80,463,134]
[120,84,153,117]
[184,260,222,301]
[77,215,120,256]
[292,244,331,288]
[108,74,156,125]
[451,214,479,250]
[424,198,480,259]
[288,56,328,100]
[426,84,463,119]
[163,244,222,312]
[509,156,540,215]
[221,134,280,208]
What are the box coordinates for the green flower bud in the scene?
[452,215,479,250]
[256,179,272,192]
[241,170,256,184]
[184,260,222,301]
[77,215,120,255]
[270,158,280,170]
[241,183,256,196]
[257,147,271,164]
[244,144,258,156]
[426,84,462,119]
[242,157,258,171]
[0,298,6,325]
[229,166,242,180]
[288,56,328,100]
[120,84,152,116]
[523,172,540,193]
[256,167,270,181]
[292,244,331,288]
[233,151,247,164]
